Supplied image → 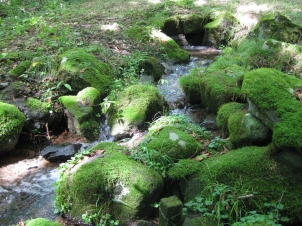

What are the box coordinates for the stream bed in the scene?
[0,46,221,226]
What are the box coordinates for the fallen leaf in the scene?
[80,67,87,72]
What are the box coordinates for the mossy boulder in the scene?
[228,111,270,147]
[110,84,165,138]
[0,102,26,155]
[180,146,302,223]
[203,12,239,48]
[24,218,60,226]
[147,126,202,159]
[56,145,163,225]
[57,49,114,96]
[251,12,302,44]
[161,14,208,36]
[167,159,201,181]
[8,60,31,79]
[241,68,302,151]
[216,102,246,132]
[180,65,246,113]
[139,56,164,82]
[151,30,190,63]
[59,88,102,141]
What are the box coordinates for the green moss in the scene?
[159,39,190,63]
[167,159,202,181]
[24,218,60,226]
[0,101,26,146]
[76,87,101,106]
[8,60,31,78]
[139,56,164,81]
[125,26,151,43]
[112,84,164,126]
[204,12,238,29]
[200,65,246,113]
[58,49,114,96]
[179,68,203,104]
[184,146,302,222]
[25,97,50,115]
[216,102,245,131]
[78,119,99,141]
[147,126,202,159]
[227,111,245,144]
[251,12,302,44]
[58,152,163,223]
[59,96,93,121]
[241,68,302,150]
[88,141,128,154]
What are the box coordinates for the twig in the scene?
[237,194,254,199]
[45,123,51,140]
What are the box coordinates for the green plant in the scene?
[184,182,289,225]
[130,142,174,177]
[208,136,227,151]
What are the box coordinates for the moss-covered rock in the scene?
[228,111,270,147]
[59,89,101,141]
[139,56,164,81]
[167,159,201,181]
[55,147,163,225]
[180,65,246,113]
[241,68,302,151]
[76,86,101,106]
[250,12,302,44]
[203,12,239,48]
[24,97,50,116]
[0,102,26,155]
[216,102,246,132]
[151,30,190,63]
[147,126,202,159]
[57,49,114,96]
[110,84,165,138]
[24,218,60,226]
[161,14,208,36]
[180,146,302,222]
[8,60,31,79]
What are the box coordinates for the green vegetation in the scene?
[24,218,61,226]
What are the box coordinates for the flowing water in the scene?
[0,46,220,226]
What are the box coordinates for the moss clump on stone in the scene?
[216,102,246,132]
[184,65,245,113]
[241,68,302,150]
[167,159,201,181]
[159,39,190,63]
[59,94,100,141]
[147,126,202,159]
[161,14,208,36]
[56,151,163,224]
[139,56,164,81]
[251,12,302,44]
[24,218,60,226]
[8,60,31,78]
[181,146,302,222]
[25,97,50,115]
[57,49,114,96]
[0,102,26,155]
[179,68,203,104]
[76,87,101,106]
[203,12,239,48]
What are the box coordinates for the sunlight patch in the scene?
[148,0,162,3]
[194,0,207,6]
[101,22,119,31]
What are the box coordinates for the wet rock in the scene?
[41,144,82,161]
[202,114,218,131]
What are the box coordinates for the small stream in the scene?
[0,46,220,226]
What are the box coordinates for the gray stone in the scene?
[41,144,82,161]
[202,114,219,131]
[159,196,183,226]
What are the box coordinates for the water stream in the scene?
[0,46,220,226]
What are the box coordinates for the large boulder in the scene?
[179,146,302,223]
[109,84,165,139]
[146,126,202,159]
[250,12,302,44]
[241,68,302,151]
[0,102,26,155]
[41,144,82,161]
[54,142,163,225]
[59,87,102,141]
[57,49,114,96]
[203,12,239,48]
